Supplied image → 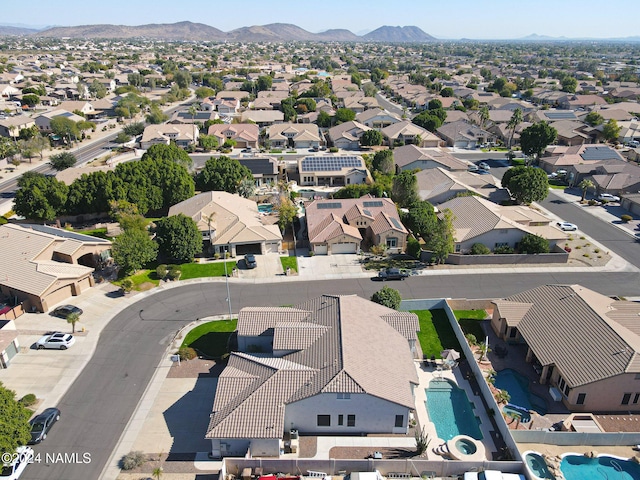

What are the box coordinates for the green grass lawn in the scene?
[412,309,462,359]
[113,263,161,290]
[454,309,488,342]
[76,227,109,239]
[181,319,237,358]
[549,184,567,190]
[180,261,238,280]
[280,256,298,273]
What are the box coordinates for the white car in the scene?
[1,446,34,479]
[557,221,578,231]
[36,332,76,350]
[597,193,620,202]
[478,162,491,170]
[464,470,525,480]
[467,164,479,172]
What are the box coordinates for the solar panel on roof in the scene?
[580,147,619,161]
[317,202,342,209]
[545,112,577,120]
[300,156,363,172]
[390,217,404,230]
[362,200,384,207]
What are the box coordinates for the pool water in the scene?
[524,452,554,479]
[425,378,483,440]
[495,368,547,414]
[561,455,640,480]
[258,204,273,213]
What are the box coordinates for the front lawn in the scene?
[454,309,488,341]
[280,256,298,273]
[412,309,461,359]
[181,319,237,358]
[180,261,238,280]
[76,227,109,239]
[113,264,161,290]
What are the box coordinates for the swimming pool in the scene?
[495,368,547,414]
[258,203,273,213]
[560,454,640,480]
[425,378,483,441]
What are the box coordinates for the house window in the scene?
[576,393,586,405]
[622,393,632,405]
[347,415,356,427]
[455,244,461,253]
[386,238,398,248]
[634,394,640,405]
[337,393,351,400]
[338,415,344,426]
[395,415,404,428]
[317,415,331,427]
[495,242,509,248]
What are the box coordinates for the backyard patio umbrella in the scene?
[441,349,460,362]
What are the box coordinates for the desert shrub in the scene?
[621,214,632,223]
[121,278,134,293]
[19,393,37,407]
[329,147,339,153]
[465,333,477,346]
[178,346,197,360]
[493,245,514,254]
[121,451,147,470]
[470,243,491,255]
[588,199,597,206]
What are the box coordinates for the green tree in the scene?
[412,111,442,132]
[196,156,253,194]
[406,236,422,259]
[579,178,594,202]
[518,234,550,254]
[14,172,68,221]
[0,382,32,454]
[66,312,80,333]
[195,86,215,99]
[602,119,621,143]
[402,200,437,240]
[561,76,578,93]
[440,87,454,97]
[198,134,219,151]
[88,79,107,99]
[276,199,297,234]
[372,149,394,175]
[112,228,158,274]
[428,99,443,110]
[141,143,192,170]
[334,108,356,124]
[506,108,523,148]
[371,286,401,310]
[115,132,132,144]
[50,116,80,144]
[123,122,146,136]
[146,105,168,124]
[391,171,419,208]
[470,243,491,255]
[155,214,202,263]
[520,122,557,163]
[49,152,77,170]
[360,129,383,147]
[502,165,549,205]
[174,70,192,89]
[257,75,273,92]
[425,209,456,264]
[21,93,40,107]
[18,125,40,141]
[316,110,332,128]
[478,106,490,129]
[584,111,604,127]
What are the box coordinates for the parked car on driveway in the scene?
[0,445,33,480]
[597,193,620,202]
[557,221,578,231]
[244,253,257,269]
[36,332,76,350]
[28,408,60,444]
[378,268,409,280]
[51,305,83,318]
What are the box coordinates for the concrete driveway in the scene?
[297,253,369,279]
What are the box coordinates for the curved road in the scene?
[24,268,640,479]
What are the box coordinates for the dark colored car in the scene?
[51,305,83,318]
[377,268,409,281]
[244,254,257,269]
[28,408,60,444]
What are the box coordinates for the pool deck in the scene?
[516,443,639,461]
[413,359,497,460]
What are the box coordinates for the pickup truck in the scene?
[464,470,525,480]
[378,268,409,281]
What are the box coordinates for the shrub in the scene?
[156,264,168,279]
[518,234,550,254]
[621,214,632,223]
[167,265,182,281]
[594,248,600,253]
[588,199,597,206]
[493,245,514,254]
[121,278,134,293]
[465,333,477,346]
[575,245,581,249]
[406,236,422,259]
[328,147,339,153]
[178,346,197,360]
[470,243,491,255]
[371,286,401,310]
[121,451,147,470]
[19,393,37,407]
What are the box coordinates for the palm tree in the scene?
[203,212,216,254]
[66,312,80,333]
[579,178,594,202]
[152,467,163,480]
[506,108,523,149]
[478,106,490,130]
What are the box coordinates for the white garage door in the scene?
[331,242,357,254]
[314,245,328,255]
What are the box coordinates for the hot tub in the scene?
[445,435,486,461]
[522,451,555,479]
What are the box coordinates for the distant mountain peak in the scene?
[363,25,436,42]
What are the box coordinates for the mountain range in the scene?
[0,21,436,43]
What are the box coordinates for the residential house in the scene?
[393,144,468,172]
[549,120,593,146]
[167,191,282,256]
[436,120,495,149]
[381,121,441,148]
[539,144,625,185]
[297,155,372,188]
[217,99,240,116]
[267,123,321,149]
[236,156,280,187]
[305,196,407,254]
[0,84,20,98]
[416,167,509,205]
[58,100,96,117]
[0,224,111,313]
[140,124,199,150]
[208,124,260,149]
[437,196,566,254]
[239,110,285,127]
[621,193,640,216]
[206,294,419,457]
[355,109,402,129]
[529,110,579,123]
[491,284,640,412]
[35,109,85,134]
[0,115,36,139]
[169,110,219,125]
[590,162,640,196]
[558,94,608,110]
[327,121,371,150]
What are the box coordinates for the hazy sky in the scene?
[3,0,639,39]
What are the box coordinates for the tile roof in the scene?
[207,295,419,439]
[393,145,468,170]
[497,285,640,388]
